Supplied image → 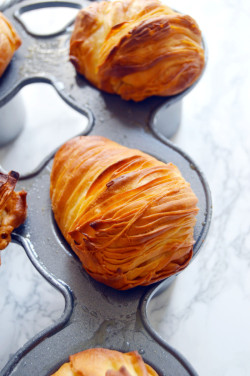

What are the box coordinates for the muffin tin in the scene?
[0,1,211,375]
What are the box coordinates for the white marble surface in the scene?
[1,0,250,375]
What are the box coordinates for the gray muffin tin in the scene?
[0,1,211,375]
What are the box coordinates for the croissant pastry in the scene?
[51,348,158,376]
[69,0,205,101]
[0,171,27,259]
[50,136,198,290]
[0,12,21,77]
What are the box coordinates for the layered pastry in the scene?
[51,348,158,376]
[50,136,198,290]
[0,171,27,260]
[69,0,205,101]
[0,12,21,77]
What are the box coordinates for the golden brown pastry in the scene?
[69,0,205,101]
[0,12,21,77]
[0,171,27,259]
[51,348,158,376]
[50,136,198,290]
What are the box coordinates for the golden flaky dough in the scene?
[51,348,158,376]
[0,171,27,260]
[69,0,205,101]
[0,12,21,77]
[50,136,198,290]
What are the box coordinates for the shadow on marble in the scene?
[0,82,88,176]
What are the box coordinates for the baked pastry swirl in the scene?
[69,0,205,101]
[51,348,158,376]
[0,171,27,259]
[0,12,21,77]
[50,136,198,290]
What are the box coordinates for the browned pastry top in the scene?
[51,348,159,376]
[0,171,27,259]
[0,12,21,77]
[50,136,198,290]
[69,0,205,101]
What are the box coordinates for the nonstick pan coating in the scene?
[0,1,211,374]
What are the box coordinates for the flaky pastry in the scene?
[69,0,205,101]
[0,12,21,77]
[0,171,27,259]
[50,136,198,290]
[51,348,158,376]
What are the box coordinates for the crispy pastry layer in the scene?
[0,12,21,77]
[0,171,27,258]
[69,0,205,101]
[51,348,158,376]
[50,136,198,290]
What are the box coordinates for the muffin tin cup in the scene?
[0,0,207,141]
[0,1,211,375]
[1,134,211,376]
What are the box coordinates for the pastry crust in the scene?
[0,171,27,257]
[50,136,198,290]
[0,12,21,77]
[69,0,205,101]
[51,348,158,376]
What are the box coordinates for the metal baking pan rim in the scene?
[1,234,74,376]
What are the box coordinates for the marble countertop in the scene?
[1,0,250,375]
